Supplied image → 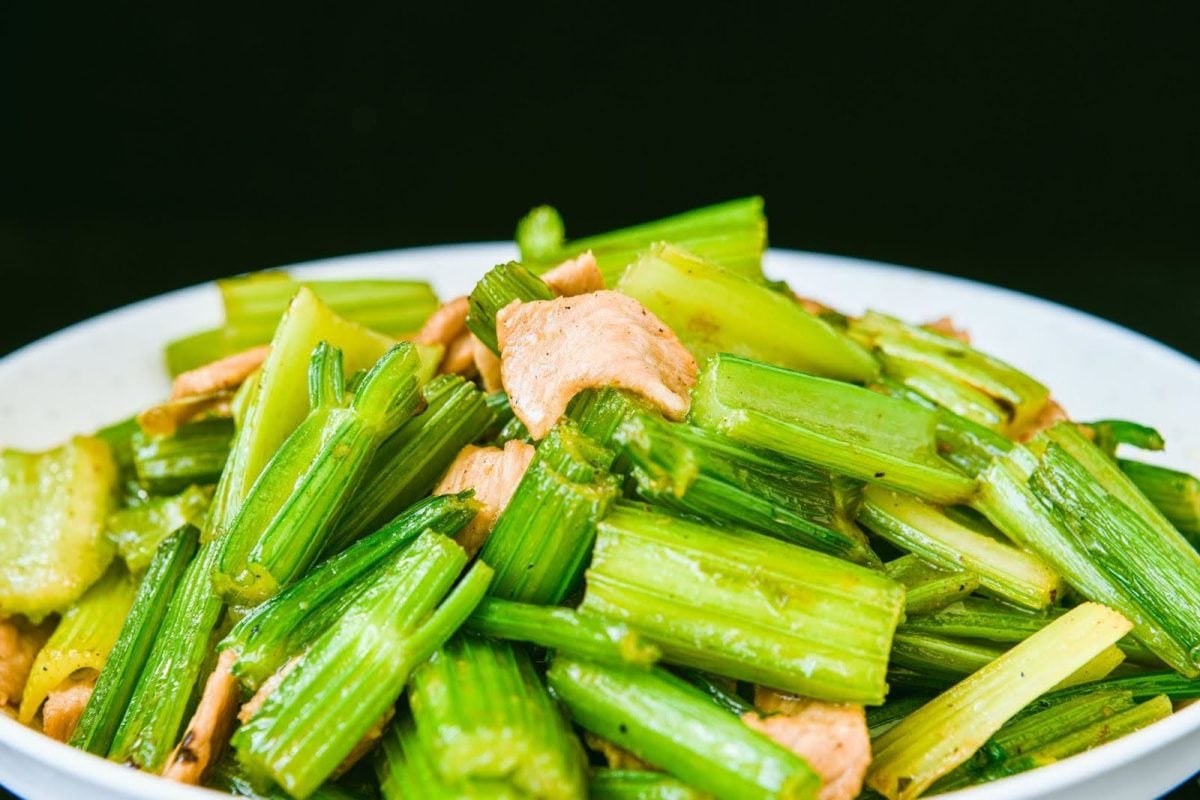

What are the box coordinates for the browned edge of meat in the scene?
[0,618,53,710]
[440,332,479,378]
[583,731,656,771]
[413,296,469,347]
[472,335,503,393]
[922,316,972,345]
[42,673,97,741]
[1016,398,1069,442]
[237,656,301,725]
[162,649,240,785]
[433,440,536,555]
[741,687,871,800]
[171,345,270,400]
[137,391,235,437]
[542,251,605,297]
[495,292,697,439]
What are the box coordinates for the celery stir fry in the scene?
[1,197,1199,800]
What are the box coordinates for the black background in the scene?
[3,2,1200,798]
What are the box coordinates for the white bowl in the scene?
[0,244,1196,800]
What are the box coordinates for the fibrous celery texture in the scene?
[1119,459,1200,544]
[547,656,820,800]
[579,503,905,704]
[589,769,708,800]
[690,354,976,505]
[479,421,620,604]
[0,435,118,619]
[216,341,424,605]
[233,530,492,798]
[884,555,980,615]
[517,196,767,284]
[131,417,233,494]
[617,243,877,382]
[105,485,210,574]
[867,602,1132,800]
[466,261,554,355]
[614,410,877,566]
[408,635,587,799]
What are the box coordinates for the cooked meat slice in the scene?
[496,292,697,439]
[42,674,96,742]
[414,296,469,347]
[0,618,51,709]
[583,731,656,771]
[922,316,972,345]
[439,331,479,378]
[170,345,270,400]
[741,687,870,800]
[1016,397,1069,442]
[138,391,234,437]
[434,441,535,555]
[542,251,604,297]
[238,656,301,724]
[162,650,240,785]
[472,335,503,393]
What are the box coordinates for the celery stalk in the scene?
[71,527,199,755]
[223,493,477,690]
[466,261,554,354]
[1035,670,1200,705]
[589,769,708,800]
[1119,459,1200,543]
[884,555,980,615]
[617,244,878,382]
[1082,419,1166,456]
[216,342,424,605]
[867,602,1132,800]
[579,503,905,704]
[331,374,495,552]
[408,636,588,799]
[690,355,976,504]
[233,532,491,798]
[859,486,1062,610]
[463,597,661,668]
[547,656,820,800]
[0,436,118,620]
[517,197,767,284]
[131,417,233,494]
[105,485,210,574]
[374,716,465,800]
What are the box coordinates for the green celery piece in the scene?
[95,415,139,473]
[884,555,980,615]
[1119,459,1200,543]
[690,354,976,504]
[988,689,1136,759]
[71,527,199,755]
[210,751,369,800]
[859,486,1063,610]
[568,387,653,449]
[1033,670,1200,706]
[465,261,555,354]
[408,636,588,799]
[165,274,437,375]
[331,374,495,552]
[888,631,1007,687]
[589,769,708,800]
[675,668,755,716]
[518,197,768,284]
[479,422,620,604]
[618,244,878,382]
[18,563,137,724]
[867,696,931,739]
[547,657,820,800]
[580,503,905,704]
[464,597,661,668]
[375,715,511,800]
[0,435,118,619]
[481,391,517,442]
[1082,419,1166,456]
[208,286,395,543]
[224,492,478,690]
[850,311,1049,435]
[131,417,233,495]
[867,602,1132,800]
[615,410,878,566]
[216,342,425,605]
[233,532,492,798]
[106,485,211,574]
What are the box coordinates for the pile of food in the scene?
[1,197,1198,800]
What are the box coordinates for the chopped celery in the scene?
[589,769,708,800]
[691,355,976,504]
[131,417,233,494]
[464,597,661,668]
[675,668,754,716]
[569,387,653,449]
[165,328,226,377]
[867,696,931,739]
[105,485,210,574]
[233,532,491,798]
[210,751,368,799]
[1082,419,1166,456]
[1035,670,1200,705]
[517,197,767,284]
[934,407,1014,477]
[617,244,877,382]
[888,631,1006,687]
[579,503,905,704]
[859,487,1062,610]
[867,602,1132,800]
[216,342,424,605]
[408,636,587,799]
[479,422,620,604]
[547,657,820,800]
[224,493,477,690]
[849,312,1049,435]
[1119,459,1200,543]
[374,716,466,799]
[615,411,878,566]
[884,555,980,615]
[0,436,118,619]
[332,374,495,552]
[466,261,554,354]
[71,527,199,755]
[18,563,137,725]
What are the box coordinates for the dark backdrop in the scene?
[1,5,1198,796]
